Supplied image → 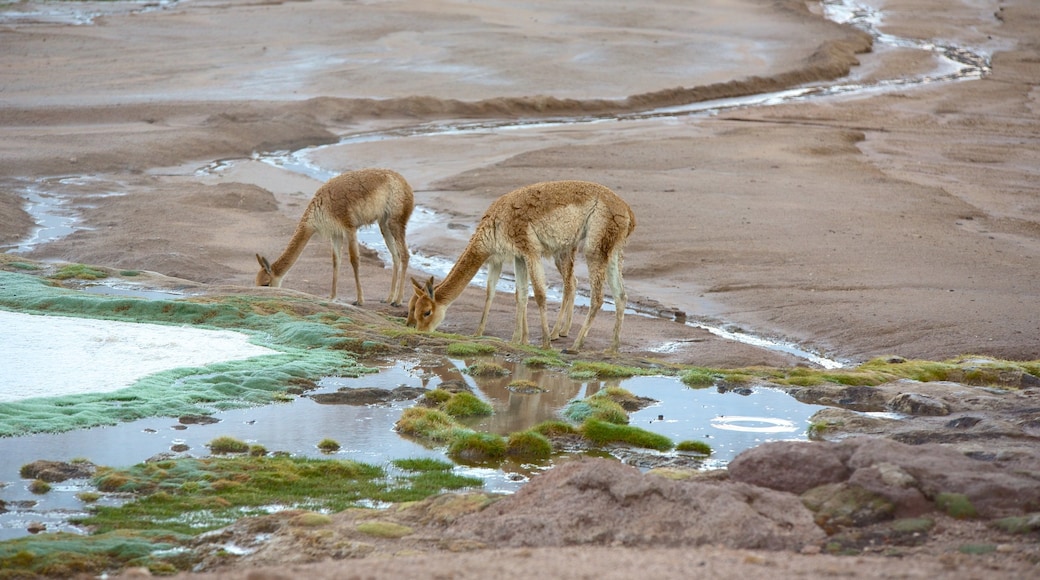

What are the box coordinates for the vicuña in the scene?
[408,180,635,353]
[256,168,413,305]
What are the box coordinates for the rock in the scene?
[729,438,1040,520]
[447,457,825,550]
[310,386,426,405]
[887,392,950,416]
[19,459,96,482]
[727,440,851,494]
[801,483,896,532]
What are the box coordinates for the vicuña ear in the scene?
[256,254,273,275]
[423,276,436,300]
[411,277,426,294]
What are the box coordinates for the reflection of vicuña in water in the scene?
[408,180,635,353]
[256,168,414,306]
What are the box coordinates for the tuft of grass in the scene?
[680,368,717,387]
[507,379,545,393]
[290,512,332,527]
[465,361,509,377]
[207,436,249,454]
[564,394,629,425]
[935,492,977,519]
[356,521,413,538]
[448,432,507,464]
[390,458,454,472]
[446,342,497,357]
[522,355,561,368]
[568,361,641,379]
[675,440,712,455]
[50,264,109,280]
[29,479,52,494]
[77,491,102,503]
[580,419,673,451]
[531,420,579,438]
[317,438,341,453]
[395,407,462,443]
[505,431,553,460]
[440,391,494,418]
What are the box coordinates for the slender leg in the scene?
[550,248,576,339]
[569,252,606,352]
[512,256,529,344]
[606,250,627,354]
[378,219,407,305]
[525,254,552,349]
[329,236,342,301]
[346,230,363,305]
[477,258,502,336]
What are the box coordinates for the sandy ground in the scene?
[1,0,1039,576]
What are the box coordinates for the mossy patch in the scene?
[505,431,553,460]
[464,361,509,377]
[448,431,507,464]
[446,341,497,357]
[935,492,977,519]
[356,521,414,538]
[580,419,673,451]
[675,440,712,455]
[0,270,383,437]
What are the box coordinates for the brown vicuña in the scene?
[256,168,414,305]
[407,180,635,353]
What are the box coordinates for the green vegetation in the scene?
[446,341,497,357]
[679,367,718,387]
[0,454,483,577]
[505,431,553,461]
[464,361,509,377]
[935,492,977,519]
[317,438,341,453]
[420,389,494,419]
[448,432,507,464]
[522,355,563,368]
[0,269,382,437]
[356,521,413,538]
[49,264,108,281]
[568,361,643,380]
[580,419,673,452]
[29,479,52,494]
[440,391,494,418]
[207,436,249,454]
[675,440,712,455]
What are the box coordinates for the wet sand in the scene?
[1,0,1037,364]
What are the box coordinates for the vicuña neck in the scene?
[271,222,316,275]
[435,236,492,304]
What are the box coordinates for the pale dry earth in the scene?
[1,0,1038,577]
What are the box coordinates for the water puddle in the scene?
[0,355,827,540]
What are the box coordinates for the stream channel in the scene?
[0,0,991,540]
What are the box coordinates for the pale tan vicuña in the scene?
[408,180,635,353]
[256,168,414,306]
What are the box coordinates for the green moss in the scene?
[991,515,1040,534]
[935,492,977,519]
[422,388,454,405]
[531,420,579,438]
[680,368,717,387]
[50,263,109,280]
[957,544,996,555]
[564,394,629,425]
[580,419,673,451]
[568,361,640,379]
[440,391,494,418]
[464,361,509,377]
[356,521,413,538]
[395,407,462,443]
[675,440,712,455]
[207,436,249,454]
[505,431,553,460]
[77,491,102,503]
[390,458,454,472]
[290,512,332,527]
[891,518,935,534]
[0,270,382,437]
[29,479,52,494]
[448,432,507,464]
[446,342,497,356]
[317,438,341,453]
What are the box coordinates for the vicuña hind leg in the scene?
[605,250,627,354]
[476,258,503,336]
[550,248,576,340]
[346,231,364,305]
[569,256,606,353]
[512,256,529,344]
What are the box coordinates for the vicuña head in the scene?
[255,168,414,306]
[407,180,635,353]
